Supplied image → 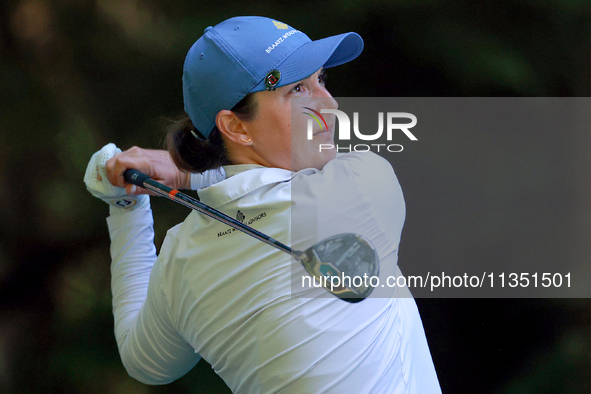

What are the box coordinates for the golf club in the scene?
[123,169,379,302]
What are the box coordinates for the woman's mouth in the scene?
[313,124,334,137]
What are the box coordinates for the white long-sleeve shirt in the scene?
[107,151,441,393]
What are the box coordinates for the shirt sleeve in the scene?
[291,151,406,260]
[107,208,201,384]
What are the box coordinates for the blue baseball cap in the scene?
[182,16,364,138]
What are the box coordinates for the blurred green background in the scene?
[0,0,589,393]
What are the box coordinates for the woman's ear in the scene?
[216,110,252,145]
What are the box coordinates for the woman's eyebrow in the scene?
[281,68,327,91]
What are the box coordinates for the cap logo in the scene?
[265,69,281,91]
[273,21,288,29]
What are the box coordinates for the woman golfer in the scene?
[85,16,441,393]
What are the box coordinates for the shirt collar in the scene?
[199,165,294,207]
[222,164,267,178]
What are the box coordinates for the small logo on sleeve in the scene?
[110,198,137,208]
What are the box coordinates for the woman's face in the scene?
[242,68,338,171]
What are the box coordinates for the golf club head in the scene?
[299,233,379,303]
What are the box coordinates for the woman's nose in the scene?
[317,88,338,110]
[311,82,337,108]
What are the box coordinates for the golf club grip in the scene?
[124,169,150,186]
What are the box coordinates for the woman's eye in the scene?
[318,72,327,85]
[291,84,302,93]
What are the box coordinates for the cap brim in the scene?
[250,32,363,92]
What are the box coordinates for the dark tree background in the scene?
[0,0,589,393]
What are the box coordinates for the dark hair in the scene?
[166,93,258,173]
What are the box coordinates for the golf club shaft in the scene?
[123,169,296,258]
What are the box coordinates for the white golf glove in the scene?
[84,143,150,214]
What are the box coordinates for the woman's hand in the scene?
[106,146,190,195]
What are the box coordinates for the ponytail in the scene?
[166,93,258,173]
[166,118,231,173]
